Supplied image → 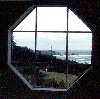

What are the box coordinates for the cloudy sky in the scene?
[13,7,92,51]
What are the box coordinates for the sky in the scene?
[13,7,92,51]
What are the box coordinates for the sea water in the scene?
[53,50,91,64]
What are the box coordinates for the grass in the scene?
[42,71,78,88]
[19,67,78,88]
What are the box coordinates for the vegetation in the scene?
[12,41,90,88]
[43,71,78,88]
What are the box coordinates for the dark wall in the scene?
[1,1,100,98]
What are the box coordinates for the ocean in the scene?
[53,50,91,64]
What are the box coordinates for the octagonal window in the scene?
[8,6,92,91]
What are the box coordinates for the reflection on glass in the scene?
[14,9,36,31]
[37,7,67,31]
[68,33,92,78]
[69,10,91,31]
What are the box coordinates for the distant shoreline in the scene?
[53,54,91,64]
[40,50,91,55]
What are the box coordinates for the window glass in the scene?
[69,10,91,31]
[36,32,67,88]
[12,32,35,68]
[37,32,66,50]
[13,32,35,49]
[14,9,36,31]
[10,7,92,90]
[37,7,67,31]
[68,33,92,77]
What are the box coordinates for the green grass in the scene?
[43,71,78,88]
[21,68,78,88]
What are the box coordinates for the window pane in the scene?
[14,9,36,31]
[37,32,66,51]
[12,32,36,85]
[13,32,35,50]
[68,33,92,78]
[36,32,67,88]
[69,10,91,31]
[37,7,67,31]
